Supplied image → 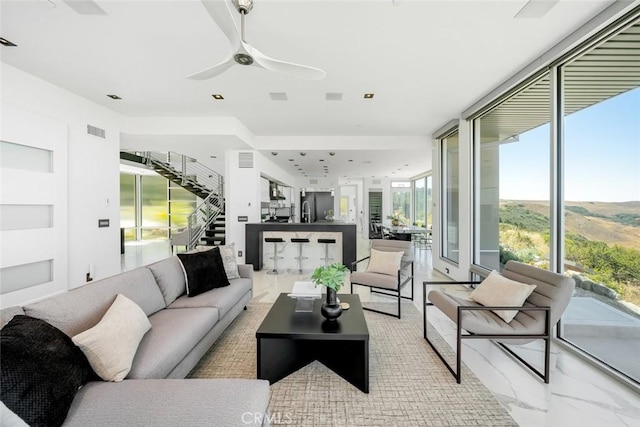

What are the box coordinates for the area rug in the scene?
[189,302,516,426]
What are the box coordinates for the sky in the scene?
[499,86,640,202]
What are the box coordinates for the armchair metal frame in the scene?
[350,257,414,318]
[423,281,552,384]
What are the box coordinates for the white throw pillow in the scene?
[366,249,404,277]
[72,294,151,382]
[470,270,537,323]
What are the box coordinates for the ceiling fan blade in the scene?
[250,45,326,80]
[200,0,241,48]
[186,56,235,80]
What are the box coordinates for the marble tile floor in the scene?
[121,238,640,426]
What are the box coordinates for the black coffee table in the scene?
[256,293,370,393]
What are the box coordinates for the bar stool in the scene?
[291,238,310,273]
[318,238,336,267]
[265,237,284,275]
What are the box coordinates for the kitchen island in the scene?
[245,222,357,271]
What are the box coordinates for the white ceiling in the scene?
[0,0,617,179]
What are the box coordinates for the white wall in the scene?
[1,64,124,301]
[224,150,296,264]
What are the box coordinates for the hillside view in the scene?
[499,200,640,307]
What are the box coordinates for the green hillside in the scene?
[499,200,640,306]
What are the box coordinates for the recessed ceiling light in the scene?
[106,94,121,100]
[212,94,224,100]
[288,159,294,161]
[319,159,325,162]
[329,152,335,156]
[271,152,278,156]
[210,155,217,159]
[348,160,353,162]
[405,164,409,167]
[300,152,307,156]
[294,164,299,167]
[0,37,17,47]
[363,161,372,164]
[364,93,374,99]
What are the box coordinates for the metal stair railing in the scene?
[142,151,223,196]
[120,150,224,249]
[186,190,224,249]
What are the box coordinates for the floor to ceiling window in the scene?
[474,76,551,271]
[168,184,197,233]
[140,175,169,240]
[441,131,460,263]
[391,181,411,224]
[413,177,426,227]
[464,14,640,386]
[412,175,433,228]
[120,173,137,241]
[559,21,640,384]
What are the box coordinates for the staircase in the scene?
[121,150,225,248]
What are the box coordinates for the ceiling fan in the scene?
[187,0,326,80]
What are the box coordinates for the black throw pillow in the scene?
[178,246,230,297]
[1,315,94,427]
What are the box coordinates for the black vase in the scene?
[321,287,342,321]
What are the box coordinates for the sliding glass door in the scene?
[559,25,640,383]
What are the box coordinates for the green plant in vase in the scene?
[387,210,408,227]
[311,263,348,321]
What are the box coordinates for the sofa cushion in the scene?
[147,256,186,306]
[351,271,399,290]
[169,277,252,318]
[64,379,270,426]
[72,294,152,382]
[127,307,219,379]
[177,248,229,297]
[23,267,165,337]
[0,315,93,427]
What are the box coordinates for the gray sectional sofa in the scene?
[0,256,270,426]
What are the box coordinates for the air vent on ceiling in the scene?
[87,124,105,139]
[309,179,319,185]
[269,92,288,101]
[238,152,253,168]
[372,179,381,185]
[325,92,343,101]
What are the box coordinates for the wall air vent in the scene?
[372,179,381,185]
[87,125,105,139]
[238,152,253,168]
[309,179,319,185]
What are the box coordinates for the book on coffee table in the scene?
[288,281,322,299]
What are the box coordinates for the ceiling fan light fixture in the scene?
[187,0,326,81]
[234,53,254,66]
